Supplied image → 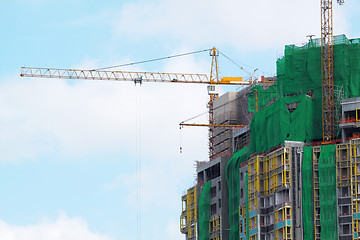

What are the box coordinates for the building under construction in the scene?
[180,35,360,240]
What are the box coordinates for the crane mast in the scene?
[208,47,220,160]
[321,0,344,142]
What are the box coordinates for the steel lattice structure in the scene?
[321,0,336,142]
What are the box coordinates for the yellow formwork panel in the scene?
[249,235,257,240]
[354,219,360,238]
[239,205,246,237]
[209,216,220,234]
[209,236,220,240]
[187,225,195,238]
[180,186,198,237]
[351,139,360,239]
[275,207,292,240]
[336,143,351,187]
[180,194,187,232]
[275,206,292,223]
[266,147,292,195]
[180,212,187,232]
[249,197,258,212]
[352,138,360,158]
[249,215,257,231]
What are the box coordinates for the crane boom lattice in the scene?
[21,67,211,84]
[321,0,336,142]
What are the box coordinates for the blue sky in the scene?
[0,0,359,239]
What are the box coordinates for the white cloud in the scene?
[1,56,211,240]
[0,54,209,164]
[0,213,112,240]
[113,0,349,51]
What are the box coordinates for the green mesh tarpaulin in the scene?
[248,82,279,113]
[248,35,360,151]
[276,35,360,140]
[226,146,249,240]
[198,180,211,240]
[245,172,249,240]
[318,145,337,240]
[249,94,314,154]
[302,146,314,240]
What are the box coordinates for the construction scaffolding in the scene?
[351,139,360,239]
[237,146,294,240]
[336,143,352,239]
[180,186,198,240]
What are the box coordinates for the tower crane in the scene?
[321,0,344,142]
[20,48,274,160]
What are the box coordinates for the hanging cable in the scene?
[218,50,271,76]
[179,126,183,153]
[135,84,142,240]
[217,50,251,75]
[180,111,209,124]
[91,49,211,71]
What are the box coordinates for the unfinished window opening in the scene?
[286,101,300,113]
[341,205,350,215]
[205,163,220,181]
[211,203,217,215]
[210,186,216,199]
[341,168,349,179]
[198,171,204,184]
[260,198,265,208]
[341,187,349,197]
[343,224,350,234]
[275,190,290,205]
[259,161,264,174]
[260,179,264,192]
[307,90,314,99]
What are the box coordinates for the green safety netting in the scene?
[278,35,360,99]
[226,146,249,240]
[248,35,360,147]
[249,94,314,154]
[198,180,211,240]
[318,144,337,240]
[245,172,249,240]
[248,82,279,113]
[302,146,314,240]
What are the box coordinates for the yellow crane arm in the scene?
[20,67,210,84]
[20,67,273,85]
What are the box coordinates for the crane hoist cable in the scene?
[91,49,211,71]
[217,50,270,77]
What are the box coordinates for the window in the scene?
[211,204,217,215]
[211,187,217,199]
